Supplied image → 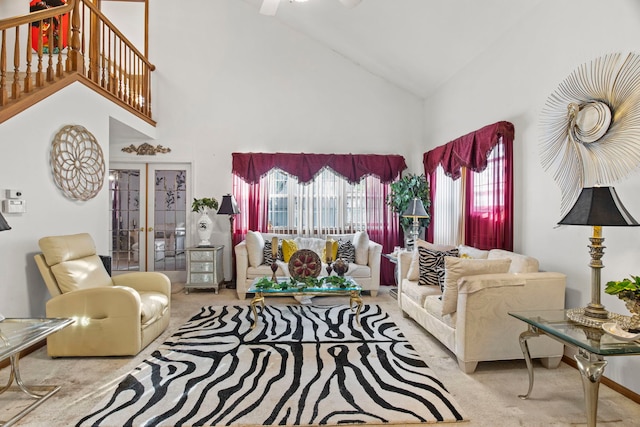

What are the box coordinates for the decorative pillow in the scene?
[337,240,356,263]
[457,244,489,259]
[353,231,370,265]
[441,257,512,316]
[407,239,456,281]
[245,231,265,267]
[417,246,459,287]
[281,239,298,262]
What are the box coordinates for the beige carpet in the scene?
[2,285,640,426]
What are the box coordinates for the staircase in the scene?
[0,0,154,125]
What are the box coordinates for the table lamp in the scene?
[402,197,429,251]
[558,186,639,326]
[217,194,240,289]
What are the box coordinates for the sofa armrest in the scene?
[112,272,171,297]
[455,272,566,362]
[235,241,249,296]
[46,286,143,319]
[397,250,413,283]
[367,241,382,289]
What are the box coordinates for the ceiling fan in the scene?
[260,0,363,16]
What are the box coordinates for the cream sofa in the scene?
[235,231,382,299]
[34,233,171,357]
[397,242,566,373]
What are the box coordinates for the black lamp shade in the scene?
[558,187,638,226]
[0,212,11,232]
[402,197,429,218]
[217,194,240,215]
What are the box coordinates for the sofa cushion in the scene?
[423,295,457,329]
[407,239,457,281]
[418,246,460,287]
[138,291,169,327]
[245,231,265,267]
[50,255,113,293]
[441,257,512,316]
[39,233,97,266]
[401,279,442,307]
[353,231,370,265]
[487,249,539,273]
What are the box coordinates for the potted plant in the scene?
[192,197,218,247]
[605,275,640,331]
[386,173,430,245]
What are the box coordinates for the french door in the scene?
[109,163,191,282]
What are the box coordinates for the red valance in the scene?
[423,121,515,180]
[232,152,407,184]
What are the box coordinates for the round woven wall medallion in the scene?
[51,125,105,201]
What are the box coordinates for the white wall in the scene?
[0,82,159,317]
[422,0,640,395]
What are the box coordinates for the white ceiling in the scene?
[242,0,543,98]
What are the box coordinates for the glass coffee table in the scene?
[509,309,640,427]
[0,317,74,426]
[248,277,363,329]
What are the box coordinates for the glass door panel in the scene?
[109,163,190,281]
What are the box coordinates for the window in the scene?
[265,168,366,235]
[425,122,514,251]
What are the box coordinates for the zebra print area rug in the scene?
[78,304,465,426]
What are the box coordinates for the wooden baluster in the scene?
[24,23,33,93]
[46,19,54,82]
[56,13,64,77]
[89,5,100,83]
[118,39,123,99]
[69,0,82,73]
[12,26,20,100]
[36,20,44,87]
[100,22,105,88]
[1,30,7,106]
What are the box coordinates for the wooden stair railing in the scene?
[0,0,155,125]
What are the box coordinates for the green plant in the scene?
[605,275,640,300]
[191,197,219,213]
[386,173,431,231]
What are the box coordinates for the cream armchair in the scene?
[34,233,171,357]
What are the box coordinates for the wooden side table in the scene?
[185,246,224,294]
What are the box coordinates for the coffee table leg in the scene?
[350,291,363,326]
[574,350,607,427]
[250,292,265,329]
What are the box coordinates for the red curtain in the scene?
[464,139,513,250]
[423,121,514,250]
[423,121,514,178]
[232,153,407,184]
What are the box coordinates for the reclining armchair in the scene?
[34,233,171,357]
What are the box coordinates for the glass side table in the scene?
[0,317,74,426]
[509,309,640,427]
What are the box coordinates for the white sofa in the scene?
[235,231,382,300]
[397,241,566,373]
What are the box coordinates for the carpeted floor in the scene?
[78,305,464,426]
[2,285,640,426]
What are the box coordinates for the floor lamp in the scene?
[402,197,429,251]
[559,187,639,327]
[217,194,240,289]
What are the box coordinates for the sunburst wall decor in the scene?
[539,52,640,215]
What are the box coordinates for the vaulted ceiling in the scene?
[241,0,543,98]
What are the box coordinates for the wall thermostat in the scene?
[2,199,26,213]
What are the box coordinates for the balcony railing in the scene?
[0,0,155,124]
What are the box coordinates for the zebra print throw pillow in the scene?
[418,246,459,287]
[262,241,282,265]
[337,240,356,263]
